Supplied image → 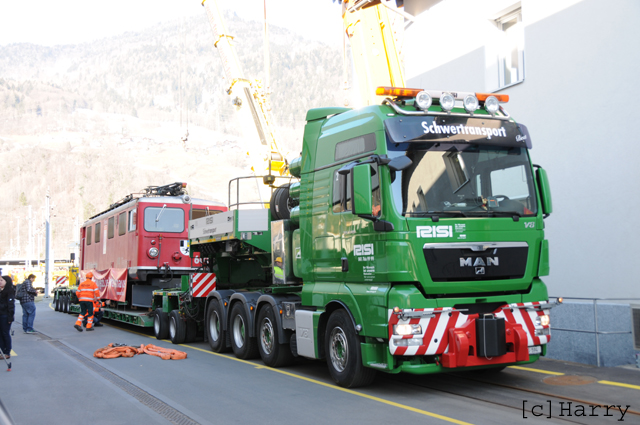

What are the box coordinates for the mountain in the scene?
[0,11,343,260]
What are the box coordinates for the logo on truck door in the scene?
[416,225,453,238]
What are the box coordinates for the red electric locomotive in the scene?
[78,182,226,309]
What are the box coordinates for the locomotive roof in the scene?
[82,196,225,227]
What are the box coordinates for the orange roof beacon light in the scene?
[375,86,423,97]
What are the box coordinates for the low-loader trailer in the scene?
[188,87,558,387]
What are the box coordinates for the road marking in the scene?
[507,365,564,375]
[117,327,473,424]
[598,380,640,391]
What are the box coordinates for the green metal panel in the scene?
[181,275,189,292]
[539,239,550,276]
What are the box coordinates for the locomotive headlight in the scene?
[393,324,422,336]
[463,95,479,113]
[484,96,500,114]
[148,247,159,258]
[415,91,432,110]
[536,314,550,327]
[440,93,455,112]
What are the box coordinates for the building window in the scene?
[496,7,524,88]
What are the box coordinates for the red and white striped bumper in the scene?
[388,302,551,367]
[190,273,217,298]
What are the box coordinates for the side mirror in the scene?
[352,164,372,215]
[536,167,552,217]
[388,155,412,172]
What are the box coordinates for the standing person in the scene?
[0,276,15,359]
[74,272,99,332]
[19,274,38,334]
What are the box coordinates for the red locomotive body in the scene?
[79,183,226,308]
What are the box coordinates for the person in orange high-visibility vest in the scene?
[74,272,99,332]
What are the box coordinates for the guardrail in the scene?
[549,296,639,367]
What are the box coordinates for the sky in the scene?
[0,0,344,47]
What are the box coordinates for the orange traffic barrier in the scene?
[93,343,187,360]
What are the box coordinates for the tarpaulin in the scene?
[80,269,127,302]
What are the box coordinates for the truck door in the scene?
[312,168,343,281]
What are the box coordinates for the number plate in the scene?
[528,346,542,355]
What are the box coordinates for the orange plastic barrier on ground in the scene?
[94,343,187,360]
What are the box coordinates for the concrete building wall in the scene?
[405,0,640,300]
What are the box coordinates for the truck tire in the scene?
[206,300,229,352]
[154,309,169,340]
[325,309,376,388]
[54,295,60,312]
[270,183,296,220]
[257,304,294,368]
[169,310,186,344]
[62,295,69,313]
[229,303,259,359]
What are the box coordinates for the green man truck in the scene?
[188,86,557,388]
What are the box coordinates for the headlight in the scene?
[148,247,159,258]
[484,96,500,114]
[415,91,432,110]
[440,93,455,112]
[463,95,479,113]
[535,314,550,327]
[393,324,422,336]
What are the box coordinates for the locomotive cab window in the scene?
[95,223,101,243]
[108,216,115,239]
[118,212,126,236]
[86,226,92,246]
[129,209,137,232]
[144,206,185,233]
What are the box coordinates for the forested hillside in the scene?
[0,11,343,259]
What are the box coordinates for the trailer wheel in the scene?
[229,303,259,359]
[169,310,186,344]
[54,295,60,312]
[62,295,69,313]
[257,304,294,368]
[154,309,169,340]
[206,300,229,353]
[325,309,376,388]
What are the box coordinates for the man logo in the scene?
[475,267,485,275]
[460,257,499,267]
[416,225,453,238]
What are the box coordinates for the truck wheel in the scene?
[154,309,169,340]
[206,300,229,352]
[169,310,186,344]
[270,183,296,220]
[62,295,69,313]
[229,303,259,359]
[257,304,294,368]
[325,309,376,388]
[54,295,60,312]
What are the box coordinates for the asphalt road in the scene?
[1,299,638,425]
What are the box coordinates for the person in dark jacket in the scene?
[0,276,15,359]
[19,274,38,334]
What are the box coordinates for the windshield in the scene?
[389,142,537,217]
[144,206,185,232]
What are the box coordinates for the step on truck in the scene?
[190,88,558,387]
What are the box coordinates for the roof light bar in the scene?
[476,93,509,103]
[376,86,424,97]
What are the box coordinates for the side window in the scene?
[118,212,126,236]
[107,216,115,239]
[334,133,376,161]
[95,223,101,243]
[86,226,92,246]
[129,209,137,232]
[332,170,351,213]
[332,163,380,216]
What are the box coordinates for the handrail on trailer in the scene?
[227,175,297,210]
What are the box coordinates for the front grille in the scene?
[423,242,528,282]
